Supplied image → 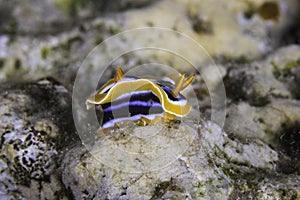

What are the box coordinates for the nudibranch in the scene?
[86,66,194,129]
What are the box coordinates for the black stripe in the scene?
[98,91,164,127]
[158,84,185,101]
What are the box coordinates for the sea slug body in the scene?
[86,66,194,129]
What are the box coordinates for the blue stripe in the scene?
[103,101,162,112]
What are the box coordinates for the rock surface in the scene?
[0,78,78,199]
[61,121,279,199]
[224,46,300,148]
[0,0,299,85]
[0,0,300,199]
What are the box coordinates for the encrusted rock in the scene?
[224,45,300,177]
[224,45,300,145]
[230,175,300,199]
[62,121,278,199]
[0,0,299,199]
[1,0,300,86]
[0,78,78,199]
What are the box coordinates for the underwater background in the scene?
[0,0,300,199]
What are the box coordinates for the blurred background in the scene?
[0,0,299,88]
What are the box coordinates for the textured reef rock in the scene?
[0,0,156,35]
[0,78,78,199]
[61,43,300,199]
[124,0,299,59]
[0,0,300,199]
[224,45,300,147]
[0,0,299,86]
[61,121,279,199]
[224,45,300,197]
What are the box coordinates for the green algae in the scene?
[54,0,88,16]
[40,46,50,59]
